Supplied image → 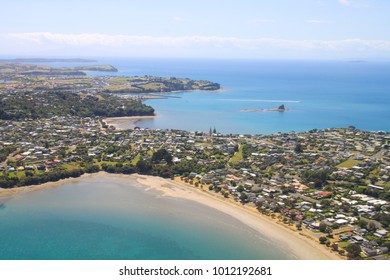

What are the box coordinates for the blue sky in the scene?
[1,0,390,59]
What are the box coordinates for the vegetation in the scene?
[337,158,361,168]
[0,146,17,162]
[230,145,243,164]
[346,243,362,259]
[301,169,331,188]
[0,91,154,120]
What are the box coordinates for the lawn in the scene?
[131,153,141,165]
[230,145,243,164]
[337,158,360,168]
[61,162,81,171]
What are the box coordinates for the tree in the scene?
[367,221,379,232]
[294,143,303,153]
[357,219,368,229]
[136,158,152,173]
[319,222,327,233]
[151,148,173,165]
[332,243,339,252]
[326,227,333,238]
[346,243,361,259]
[301,169,330,189]
[240,192,248,203]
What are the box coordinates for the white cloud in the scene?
[3,32,390,59]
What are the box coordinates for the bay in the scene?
[0,174,294,260]
[93,58,390,134]
[34,58,390,134]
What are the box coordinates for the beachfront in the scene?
[102,116,157,130]
[0,172,341,260]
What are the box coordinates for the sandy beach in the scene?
[0,172,342,260]
[102,116,156,130]
[133,174,342,260]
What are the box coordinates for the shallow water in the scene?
[0,174,294,260]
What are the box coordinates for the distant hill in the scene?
[0,58,97,63]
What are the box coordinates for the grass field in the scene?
[230,145,243,164]
[131,154,141,165]
[337,158,360,168]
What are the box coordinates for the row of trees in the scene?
[0,148,224,188]
[0,163,100,189]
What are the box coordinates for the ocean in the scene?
[88,58,390,134]
[29,58,390,134]
[0,174,294,260]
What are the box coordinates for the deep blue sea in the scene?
[32,58,390,134]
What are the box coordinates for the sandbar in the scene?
[102,116,156,130]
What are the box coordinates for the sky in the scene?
[1,0,390,60]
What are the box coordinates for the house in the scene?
[362,247,377,257]
[335,219,349,226]
[351,235,365,244]
[339,233,352,241]
[374,229,388,238]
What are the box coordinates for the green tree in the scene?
[319,222,327,233]
[151,148,173,165]
[136,158,152,173]
[346,243,362,259]
[357,219,367,229]
[294,143,303,153]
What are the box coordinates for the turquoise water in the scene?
[96,58,390,134]
[0,174,294,260]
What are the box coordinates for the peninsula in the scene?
[0,62,220,94]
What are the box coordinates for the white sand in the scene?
[102,116,156,130]
[134,174,342,260]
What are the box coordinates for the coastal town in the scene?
[0,61,389,260]
[0,115,389,260]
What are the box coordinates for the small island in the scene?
[241,104,289,113]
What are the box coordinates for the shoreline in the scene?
[102,115,156,130]
[0,172,342,260]
[134,174,342,260]
[0,172,104,199]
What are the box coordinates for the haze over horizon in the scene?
[1,0,390,60]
